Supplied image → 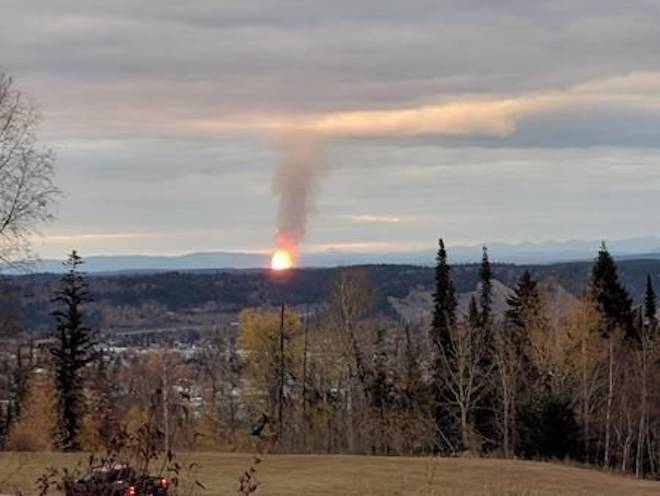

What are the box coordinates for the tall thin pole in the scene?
[278,304,285,443]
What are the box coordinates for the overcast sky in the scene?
[3,1,660,258]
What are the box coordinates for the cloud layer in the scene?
[2,1,660,257]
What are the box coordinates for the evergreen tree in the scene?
[467,295,480,329]
[644,275,657,329]
[517,395,580,460]
[50,251,97,451]
[368,327,395,454]
[369,328,393,410]
[475,246,497,451]
[478,246,493,329]
[506,271,541,329]
[501,270,545,453]
[431,238,457,351]
[590,242,634,339]
[401,325,425,404]
[429,238,458,451]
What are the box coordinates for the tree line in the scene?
[1,241,660,479]
[232,239,660,478]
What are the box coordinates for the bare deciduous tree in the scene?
[493,322,523,458]
[439,319,492,452]
[564,297,606,463]
[0,71,58,264]
[327,269,376,452]
[328,269,376,391]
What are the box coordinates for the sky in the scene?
[3,1,660,258]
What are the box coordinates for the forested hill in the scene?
[6,258,660,335]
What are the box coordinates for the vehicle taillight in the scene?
[126,485,136,496]
[159,477,169,489]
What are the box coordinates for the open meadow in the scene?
[1,452,659,496]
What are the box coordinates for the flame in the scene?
[271,249,293,271]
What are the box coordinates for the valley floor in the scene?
[0,452,658,495]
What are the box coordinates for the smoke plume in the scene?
[268,94,569,259]
[268,98,534,259]
[272,132,326,258]
[267,77,642,259]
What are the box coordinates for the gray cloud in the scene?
[6,1,660,116]
[3,1,660,257]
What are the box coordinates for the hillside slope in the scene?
[5,258,660,335]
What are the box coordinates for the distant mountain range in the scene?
[5,236,660,274]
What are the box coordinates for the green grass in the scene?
[1,452,659,495]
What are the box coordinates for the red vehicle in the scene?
[65,464,169,496]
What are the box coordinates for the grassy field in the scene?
[1,452,659,495]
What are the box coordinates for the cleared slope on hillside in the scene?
[1,452,659,495]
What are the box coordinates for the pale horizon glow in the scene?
[28,233,660,261]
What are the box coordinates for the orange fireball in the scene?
[271,249,293,271]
